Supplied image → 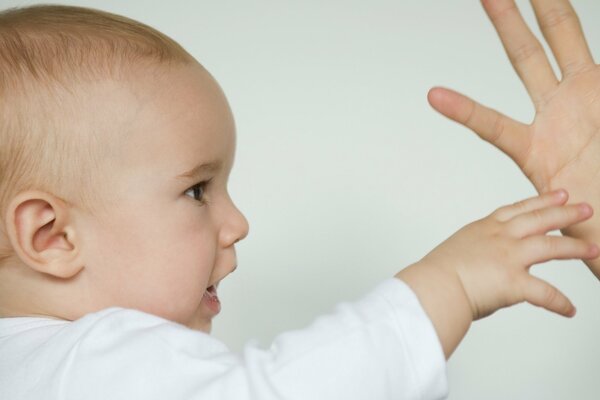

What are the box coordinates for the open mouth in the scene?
[203,285,219,301]
[202,284,221,315]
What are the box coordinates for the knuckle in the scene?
[491,207,507,220]
[509,43,543,64]
[562,61,593,77]
[539,7,576,30]
[486,216,504,234]
[531,208,545,222]
[542,285,559,308]
[511,199,528,213]
[464,100,477,127]
[543,236,558,253]
[489,113,506,144]
[488,2,518,24]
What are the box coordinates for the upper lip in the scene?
[209,265,237,290]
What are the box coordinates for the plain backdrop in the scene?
[2,0,599,399]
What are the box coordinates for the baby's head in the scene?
[0,5,249,333]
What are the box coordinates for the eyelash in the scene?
[185,179,212,205]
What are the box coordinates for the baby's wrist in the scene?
[397,261,474,317]
[395,261,473,359]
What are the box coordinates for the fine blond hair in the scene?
[0,4,195,264]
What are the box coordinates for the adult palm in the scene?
[428,0,600,278]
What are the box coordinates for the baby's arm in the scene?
[426,0,600,280]
[396,189,598,358]
[39,191,596,400]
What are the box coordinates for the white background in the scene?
[2,0,599,398]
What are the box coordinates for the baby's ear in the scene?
[5,191,83,279]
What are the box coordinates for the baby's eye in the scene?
[185,180,210,204]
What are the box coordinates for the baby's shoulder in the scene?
[0,309,237,400]
[71,307,229,355]
[2,307,230,362]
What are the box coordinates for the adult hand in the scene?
[427,0,600,278]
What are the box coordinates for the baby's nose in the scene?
[234,208,249,243]
[220,203,249,247]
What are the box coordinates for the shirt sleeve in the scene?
[60,278,448,400]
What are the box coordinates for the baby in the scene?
[1,2,599,399]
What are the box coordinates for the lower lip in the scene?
[202,286,221,316]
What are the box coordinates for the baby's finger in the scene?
[522,275,575,317]
[520,235,599,264]
[493,189,568,222]
[506,202,592,237]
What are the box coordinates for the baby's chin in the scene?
[185,313,213,333]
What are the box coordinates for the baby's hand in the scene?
[396,189,598,358]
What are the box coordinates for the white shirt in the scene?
[0,278,448,400]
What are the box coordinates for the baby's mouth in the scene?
[203,285,220,303]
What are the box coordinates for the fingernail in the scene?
[589,244,600,258]
[579,203,593,215]
[554,189,567,199]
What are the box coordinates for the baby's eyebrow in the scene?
[176,161,222,181]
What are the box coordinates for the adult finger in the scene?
[481,0,558,105]
[522,275,576,317]
[427,87,530,169]
[506,202,592,237]
[492,189,568,222]
[531,0,595,77]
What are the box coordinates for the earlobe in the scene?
[5,190,83,279]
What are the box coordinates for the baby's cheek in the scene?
[171,224,217,327]
[165,269,212,320]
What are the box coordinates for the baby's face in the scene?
[77,62,248,333]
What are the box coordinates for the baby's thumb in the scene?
[522,276,576,318]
